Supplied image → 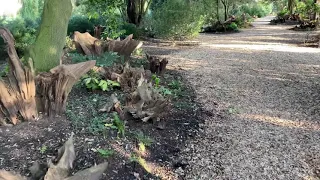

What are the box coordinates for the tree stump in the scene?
[73,32,142,58]
[0,28,38,125]
[36,61,96,117]
[0,28,96,125]
[146,54,168,75]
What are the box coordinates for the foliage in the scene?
[83,0,126,39]
[152,74,161,88]
[0,16,39,57]
[145,0,204,40]
[232,3,272,18]
[83,77,120,91]
[19,0,44,20]
[39,145,47,154]
[277,8,289,18]
[67,15,97,35]
[296,0,320,19]
[69,52,122,67]
[0,64,9,77]
[121,23,146,39]
[227,22,239,31]
[105,113,125,137]
[97,149,114,158]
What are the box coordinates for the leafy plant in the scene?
[0,16,39,57]
[227,22,239,32]
[39,145,47,154]
[152,74,161,88]
[89,114,109,134]
[105,113,125,137]
[168,80,182,90]
[97,149,114,158]
[83,77,120,91]
[157,86,172,96]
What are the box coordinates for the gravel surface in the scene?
[151,17,320,179]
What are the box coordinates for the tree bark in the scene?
[29,0,73,72]
[127,0,151,26]
[216,0,220,21]
[0,28,38,125]
[221,0,228,21]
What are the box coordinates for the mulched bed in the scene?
[0,67,203,179]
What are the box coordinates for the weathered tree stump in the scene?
[0,28,96,125]
[146,54,168,75]
[73,32,142,58]
[36,61,96,117]
[0,28,38,125]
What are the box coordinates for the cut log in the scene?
[36,61,96,117]
[0,28,38,124]
[146,54,168,75]
[73,32,142,58]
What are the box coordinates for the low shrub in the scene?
[0,16,39,58]
[227,22,239,31]
[67,15,97,35]
[145,0,204,40]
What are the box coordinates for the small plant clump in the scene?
[97,149,115,158]
[105,113,125,137]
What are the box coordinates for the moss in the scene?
[29,0,73,72]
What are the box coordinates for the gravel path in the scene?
[154,17,320,179]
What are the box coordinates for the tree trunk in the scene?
[127,0,151,26]
[216,0,219,21]
[29,0,73,73]
[0,28,96,125]
[288,0,294,15]
[221,0,228,21]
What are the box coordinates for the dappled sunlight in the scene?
[239,114,320,131]
[49,47,57,54]
[110,143,177,179]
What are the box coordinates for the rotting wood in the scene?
[36,61,96,117]
[124,74,169,122]
[146,54,168,75]
[0,28,38,124]
[73,32,142,58]
[0,27,96,125]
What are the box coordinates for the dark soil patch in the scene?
[0,67,203,179]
